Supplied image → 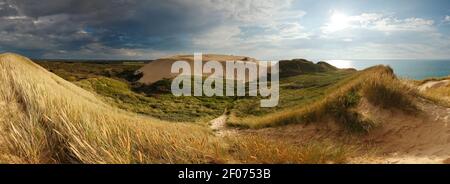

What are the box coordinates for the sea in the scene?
[325,59,450,80]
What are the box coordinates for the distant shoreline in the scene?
[32,58,153,64]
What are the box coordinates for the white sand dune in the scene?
[137,54,260,84]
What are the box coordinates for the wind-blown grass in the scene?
[0,53,229,163]
[0,53,351,164]
[423,85,450,106]
[227,135,352,164]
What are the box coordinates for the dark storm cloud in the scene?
[0,0,227,58]
[0,1,19,17]
[0,0,309,59]
[0,0,324,59]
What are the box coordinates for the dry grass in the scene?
[0,53,351,164]
[228,65,417,132]
[361,73,418,113]
[227,135,352,164]
[0,53,228,163]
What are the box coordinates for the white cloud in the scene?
[270,22,311,40]
[192,0,310,50]
[1,16,27,20]
[445,15,450,23]
[210,0,300,24]
[373,17,434,32]
[321,12,435,34]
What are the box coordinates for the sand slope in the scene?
[137,54,260,84]
[357,98,450,164]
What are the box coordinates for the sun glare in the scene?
[327,11,350,32]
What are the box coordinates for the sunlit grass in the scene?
[228,66,417,132]
[227,135,353,164]
[0,53,353,164]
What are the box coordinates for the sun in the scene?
[327,11,350,32]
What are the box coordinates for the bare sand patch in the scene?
[137,54,259,84]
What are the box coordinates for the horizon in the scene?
[28,56,450,62]
[1,0,450,60]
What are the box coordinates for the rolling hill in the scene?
[278,59,338,78]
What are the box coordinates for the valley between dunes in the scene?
[1,53,449,164]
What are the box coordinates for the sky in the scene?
[1,0,450,60]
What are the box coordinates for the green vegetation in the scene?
[278,59,338,78]
[76,77,232,122]
[230,70,355,117]
[36,61,233,122]
[36,61,143,82]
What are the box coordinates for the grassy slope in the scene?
[229,66,418,131]
[36,61,233,122]
[278,59,338,78]
[230,70,355,117]
[76,77,233,121]
[0,53,351,163]
[36,61,143,82]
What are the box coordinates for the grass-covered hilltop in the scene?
[1,52,449,164]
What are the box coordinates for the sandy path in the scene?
[419,80,450,91]
[210,114,227,131]
[209,113,239,137]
